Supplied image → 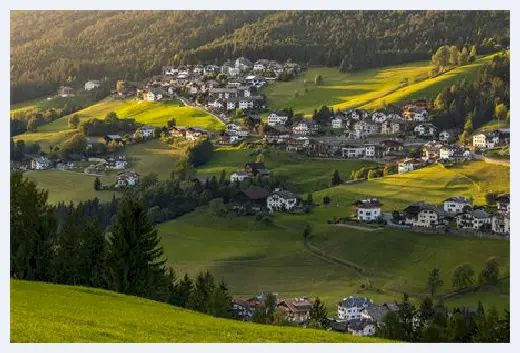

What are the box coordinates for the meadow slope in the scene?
[10,279,391,343]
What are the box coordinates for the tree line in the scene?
[11,10,509,103]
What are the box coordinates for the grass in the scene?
[10,94,99,115]
[12,129,78,152]
[197,146,377,193]
[123,139,185,179]
[38,97,223,133]
[263,55,495,116]
[10,279,392,343]
[475,119,510,133]
[314,161,510,215]
[24,170,118,205]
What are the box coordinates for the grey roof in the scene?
[363,304,397,323]
[270,189,298,200]
[405,202,445,216]
[461,209,491,219]
[348,319,376,331]
[105,135,122,139]
[444,196,471,203]
[338,297,373,308]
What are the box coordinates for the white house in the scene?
[414,124,437,137]
[84,80,100,91]
[337,297,374,321]
[443,196,472,214]
[438,130,450,141]
[372,112,387,123]
[397,158,424,174]
[331,117,343,129]
[354,199,382,221]
[348,319,377,337]
[162,66,178,75]
[245,75,266,87]
[439,145,472,161]
[293,123,310,136]
[496,194,510,214]
[267,113,288,127]
[473,133,499,149]
[230,171,250,182]
[30,156,51,170]
[116,171,139,187]
[456,209,491,230]
[492,212,510,235]
[135,125,155,138]
[145,90,163,102]
[342,146,365,158]
[227,124,249,137]
[404,202,447,228]
[267,188,299,212]
[381,120,402,135]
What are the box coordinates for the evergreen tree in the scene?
[173,273,194,308]
[105,198,166,299]
[94,177,101,191]
[77,220,107,288]
[331,170,342,186]
[187,271,216,313]
[427,268,444,297]
[310,297,328,328]
[208,280,233,318]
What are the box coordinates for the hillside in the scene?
[10,279,391,343]
[10,10,509,103]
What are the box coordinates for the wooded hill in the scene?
[11,10,509,103]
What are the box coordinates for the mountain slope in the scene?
[10,279,391,343]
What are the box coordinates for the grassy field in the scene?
[124,139,185,179]
[38,97,224,133]
[197,147,377,193]
[10,94,99,115]
[13,129,78,152]
[263,55,495,116]
[314,161,510,215]
[10,279,391,343]
[25,170,118,205]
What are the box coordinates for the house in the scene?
[342,146,365,159]
[381,120,402,135]
[162,66,179,75]
[203,65,219,75]
[230,170,250,182]
[372,112,387,123]
[245,75,266,87]
[331,117,344,129]
[364,145,386,159]
[492,212,510,235]
[57,86,74,97]
[414,123,437,137]
[244,163,270,177]
[170,126,187,138]
[186,127,208,141]
[267,188,299,212]
[473,132,500,149]
[226,124,249,137]
[232,297,264,321]
[237,86,251,97]
[422,141,445,161]
[404,202,447,228]
[218,133,240,145]
[353,120,380,138]
[379,139,404,153]
[277,298,313,323]
[443,196,472,214]
[286,136,310,152]
[104,135,123,144]
[360,303,399,326]
[84,80,100,91]
[496,194,510,214]
[116,80,140,96]
[403,106,428,121]
[227,97,263,110]
[347,319,377,337]
[253,59,269,71]
[86,137,104,149]
[456,209,492,231]
[30,156,51,170]
[106,156,128,170]
[397,158,425,174]
[135,125,154,138]
[293,123,310,136]
[354,199,382,221]
[233,186,270,211]
[209,88,238,99]
[337,297,374,321]
[116,171,139,187]
[144,88,164,101]
[439,145,472,162]
[235,57,253,71]
[438,130,451,141]
[267,113,288,127]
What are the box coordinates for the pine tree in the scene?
[208,280,233,318]
[52,210,81,284]
[427,268,444,297]
[94,177,101,191]
[105,198,166,299]
[173,273,194,308]
[188,271,216,313]
[77,220,106,288]
[310,297,328,328]
[331,170,342,186]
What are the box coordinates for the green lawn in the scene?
[314,161,510,215]
[263,55,495,116]
[38,97,224,133]
[13,129,78,152]
[123,139,185,179]
[10,279,391,343]
[197,146,377,193]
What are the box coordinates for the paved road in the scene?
[176,95,227,125]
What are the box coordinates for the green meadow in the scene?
[263,55,495,116]
[197,146,377,193]
[37,97,224,133]
[10,94,99,115]
[10,279,391,343]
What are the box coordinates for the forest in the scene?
[11,10,509,103]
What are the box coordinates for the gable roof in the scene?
[270,189,298,200]
[240,186,269,200]
[404,202,445,216]
[338,297,373,308]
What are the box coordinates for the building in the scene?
[233,186,270,211]
[372,112,387,123]
[337,297,374,321]
[422,141,445,161]
[106,156,128,170]
[245,75,266,87]
[364,145,386,159]
[397,158,424,174]
[170,126,187,138]
[267,113,288,127]
[455,209,492,230]
[209,88,238,99]
[144,87,164,101]
[473,132,499,149]
[266,188,299,212]
[439,145,472,162]
[342,146,365,159]
[84,80,100,91]
[354,120,380,138]
[292,123,310,136]
[404,202,447,228]
[414,123,437,137]
[443,196,472,214]
[235,57,253,71]
[331,117,344,129]
[231,297,264,321]
[135,125,155,138]
[492,212,510,235]
[496,194,510,214]
[116,171,139,187]
[381,120,402,135]
[354,199,382,221]
[244,163,270,177]
[230,170,250,182]
[218,133,240,145]
[438,130,451,141]
[30,156,51,170]
[277,298,313,323]
[57,86,75,97]
[226,124,249,137]
[360,303,399,326]
[347,319,377,337]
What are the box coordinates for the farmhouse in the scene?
[342,146,365,159]
[135,125,154,138]
[186,127,208,141]
[439,145,472,162]
[230,170,250,182]
[337,297,374,321]
[231,297,264,321]
[473,132,499,149]
[30,156,51,170]
[267,113,288,127]
[455,209,492,231]
[404,202,447,228]
[277,297,313,323]
[492,212,510,235]
[244,162,270,177]
[496,194,510,214]
[233,186,270,211]
[116,171,139,187]
[347,319,377,337]
[218,133,240,145]
[360,303,399,326]
[266,188,299,212]
[414,123,437,137]
[84,79,100,91]
[170,126,187,138]
[397,158,424,174]
[57,86,75,97]
[354,199,382,221]
[443,196,472,214]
